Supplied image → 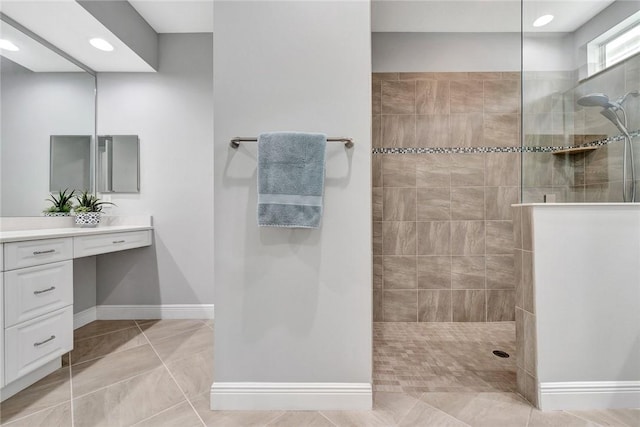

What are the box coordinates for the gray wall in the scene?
[95,34,214,306]
[372,32,521,72]
[213,0,372,386]
[0,61,95,216]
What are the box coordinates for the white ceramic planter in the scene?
[44,212,71,217]
[75,212,101,227]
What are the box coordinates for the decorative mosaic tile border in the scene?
[372,130,640,155]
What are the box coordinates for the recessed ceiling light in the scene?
[89,38,114,52]
[533,15,554,28]
[0,39,19,52]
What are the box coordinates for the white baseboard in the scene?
[540,381,640,411]
[74,307,98,329]
[96,304,214,320]
[210,382,372,411]
[1,359,61,402]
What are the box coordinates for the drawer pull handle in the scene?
[33,249,55,255]
[34,286,56,295]
[34,335,56,347]
[112,240,126,244]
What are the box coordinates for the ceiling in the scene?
[0,0,623,72]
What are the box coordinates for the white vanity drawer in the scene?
[74,230,151,258]
[4,238,73,271]
[4,306,73,385]
[4,261,73,327]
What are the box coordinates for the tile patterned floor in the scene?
[1,320,638,426]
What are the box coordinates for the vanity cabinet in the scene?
[0,225,152,399]
[2,238,74,386]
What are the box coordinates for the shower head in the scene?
[600,108,629,135]
[577,93,619,109]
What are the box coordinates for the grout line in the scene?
[317,411,339,426]
[138,323,207,427]
[0,400,73,426]
[74,324,140,343]
[131,400,199,427]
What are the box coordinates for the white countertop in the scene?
[0,225,153,243]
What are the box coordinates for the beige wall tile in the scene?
[484,113,520,147]
[451,154,484,187]
[487,290,515,321]
[384,188,417,221]
[372,114,382,149]
[384,256,418,289]
[417,221,451,255]
[416,114,450,148]
[522,207,533,251]
[471,72,502,80]
[502,72,521,79]
[373,221,383,255]
[451,256,485,289]
[452,290,486,322]
[484,79,521,113]
[373,290,384,321]
[450,113,483,147]
[486,187,519,220]
[524,311,537,376]
[486,221,514,255]
[451,187,485,220]
[417,155,452,187]
[512,206,523,249]
[382,115,416,148]
[522,250,535,314]
[382,81,416,114]
[399,72,436,80]
[451,80,483,113]
[384,290,418,322]
[373,187,383,222]
[514,250,524,309]
[373,155,382,188]
[435,72,469,80]
[373,255,383,289]
[516,308,524,369]
[418,256,452,289]
[416,80,450,114]
[372,81,381,115]
[373,72,399,82]
[486,153,520,186]
[486,255,515,290]
[451,221,485,255]
[383,222,417,255]
[418,290,452,322]
[383,154,416,187]
[417,187,451,221]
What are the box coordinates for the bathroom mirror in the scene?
[50,135,92,192]
[0,15,96,216]
[97,135,140,193]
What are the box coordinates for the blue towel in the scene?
[258,132,327,228]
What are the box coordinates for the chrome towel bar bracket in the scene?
[230,137,354,149]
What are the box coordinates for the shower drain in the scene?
[492,350,510,358]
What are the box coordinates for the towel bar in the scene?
[230,137,354,149]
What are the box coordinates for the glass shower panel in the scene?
[521,0,640,203]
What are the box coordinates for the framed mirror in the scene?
[97,135,140,193]
[0,15,96,216]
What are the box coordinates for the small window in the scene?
[587,11,640,77]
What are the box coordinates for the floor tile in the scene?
[1,401,72,427]
[71,344,162,397]
[0,367,70,424]
[138,319,208,344]
[73,320,138,341]
[419,392,532,427]
[399,400,469,426]
[133,401,204,427]
[266,411,336,426]
[527,409,598,426]
[322,391,419,426]
[152,325,213,364]
[71,325,149,365]
[191,392,284,426]
[73,366,184,427]
[566,409,640,427]
[165,348,214,398]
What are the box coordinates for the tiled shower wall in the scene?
[522,54,640,203]
[372,72,521,323]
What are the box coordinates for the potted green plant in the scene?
[73,190,115,227]
[43,189,75,216]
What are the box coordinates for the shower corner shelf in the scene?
[551,146,599,155]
